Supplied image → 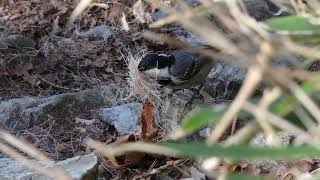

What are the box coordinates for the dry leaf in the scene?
[141,101,157,140]
[57,143,68,153]
[107,3,124,24]
[100,134,145,172]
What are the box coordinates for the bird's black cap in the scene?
[138,53,175,71]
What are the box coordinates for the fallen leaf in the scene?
[141,101,157,140]
[57,143,68,153]
[107,3,124,24]
[99,134,145,172]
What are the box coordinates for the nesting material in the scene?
[125,50,164,106]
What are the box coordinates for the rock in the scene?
[153,0,290,46]
[189,166,206,180]
[75,25,117,41]
[0,89,110,130]
[250,132,293,147]
[0,34,36,50]
[97,103,143,135]
[204,63,247,100]
[174,30,207,47]
[0,153,98,180]
[203,51,304,100]
[152,10,168,22]
[248,132,293,176]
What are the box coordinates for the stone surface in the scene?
[249,132,293,176]
[250,132,293,147]
[0,34,36,50]
[0,89,110,130]
[97,103,143,135]
[75,25,117,41]
[204,63,246,101]
[0,153,98,180]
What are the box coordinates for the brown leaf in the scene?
[141,101,157,140]
[100,134,145,171]
[107,3,124,24]
[57,143,68,153]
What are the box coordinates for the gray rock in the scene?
[248,132,293,175]
[203,51,304,100]
[0,89,110,131]
[204,62,246,100]
[152,10,168,22]
[154,0,289,47]
[75,25,117,41]
[0,153,98,180]
[190,166,206,180]
[250,132,293,147]
[174,30,207,47]
[97,103,143,135]
[0,34,36,50]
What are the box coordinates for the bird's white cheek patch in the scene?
[143,67,170,79]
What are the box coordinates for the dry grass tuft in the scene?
[124,49,164,107]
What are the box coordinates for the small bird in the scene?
[138,49,214,89]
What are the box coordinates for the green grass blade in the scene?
[265,15,320,43]
[179,107,225,134]
[227,174,270,180]
[158,142,320,160]
[107,141,320,160]
[271,79,319,116]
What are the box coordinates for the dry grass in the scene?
[88,0,320,179]
[0,129,72,179]
[124,49,164,106]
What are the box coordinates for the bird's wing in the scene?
[169,50,199,81]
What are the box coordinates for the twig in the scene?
[132,159,187,180]
[269,68,320,125]
[0,130,53,163]
[223,121,259,146]
[255,87,282,146]
[243,102,318,146]
[207,65,263,144]
[230,117,237,135]
[37,75,80,91]
[207,41,275,144]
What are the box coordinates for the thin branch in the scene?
[207,65,263,144]
[0,130,53,163]
[243,102,318,146]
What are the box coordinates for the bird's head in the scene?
[138,53,175,79]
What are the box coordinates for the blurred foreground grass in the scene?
[87,1,320,179]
